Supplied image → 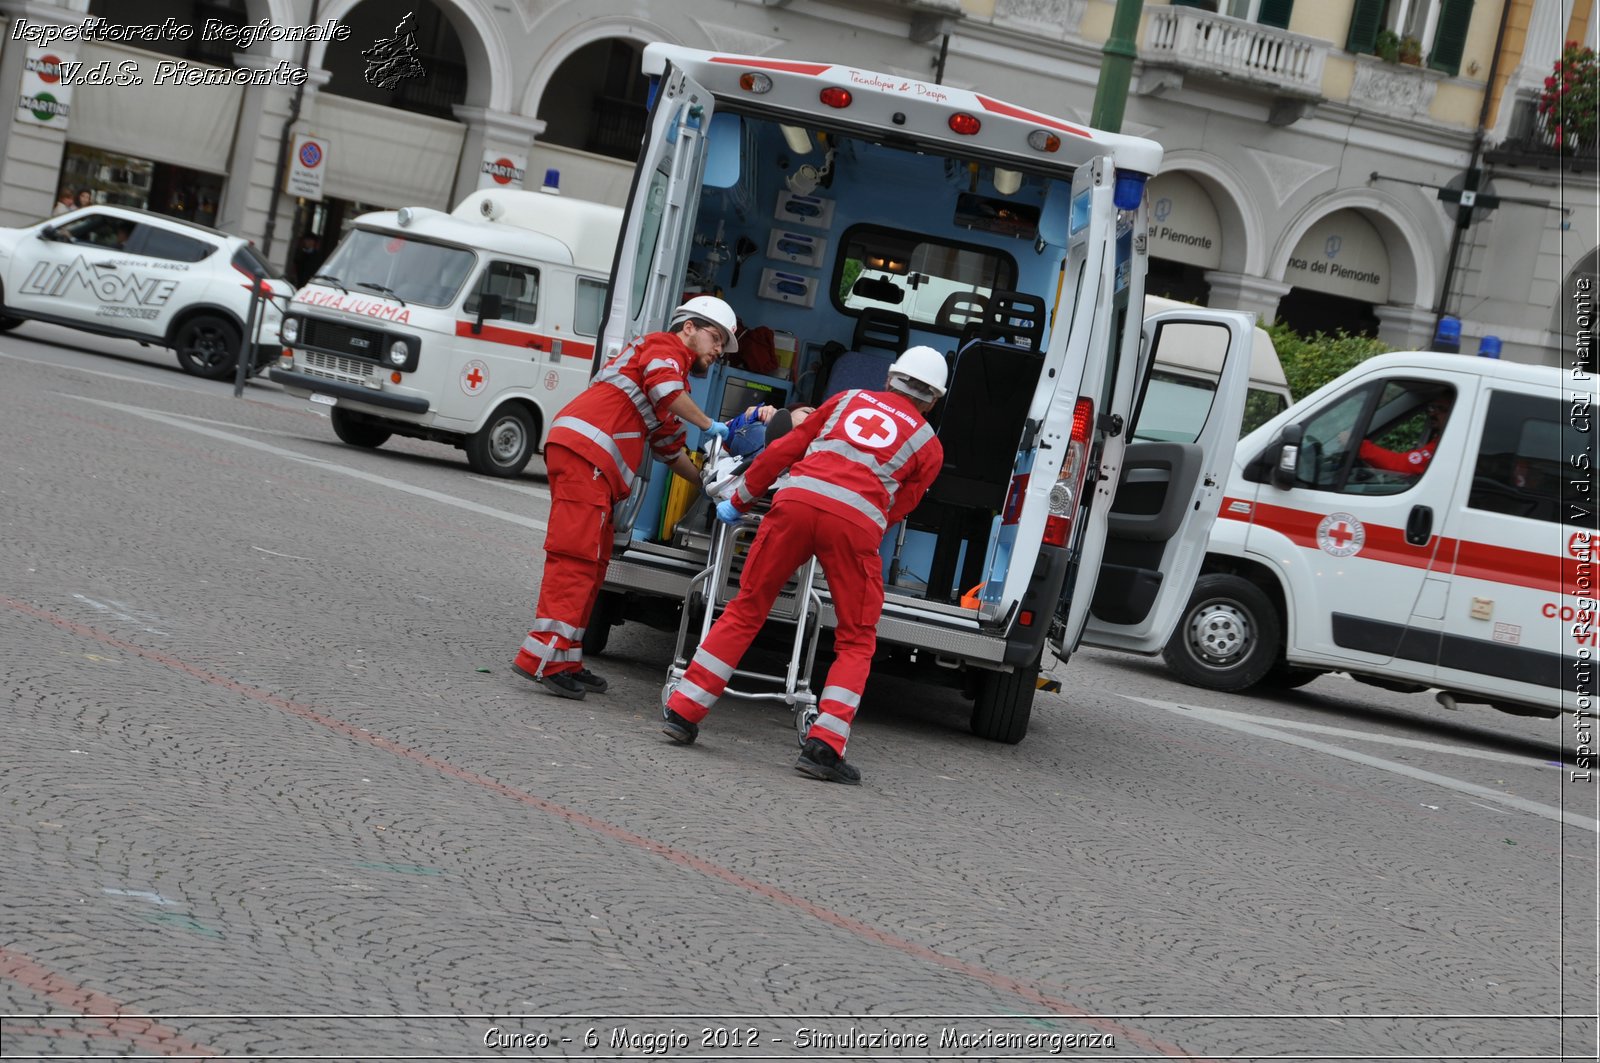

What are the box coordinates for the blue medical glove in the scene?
[704,421,730,440]
[716,499,742,525]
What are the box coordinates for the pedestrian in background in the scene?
[660,346,948,785]
[512,296,739,700]
[52,188,75,216]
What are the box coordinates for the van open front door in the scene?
[1075,307,1255,653]
[598,61,715,539]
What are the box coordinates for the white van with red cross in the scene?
[269,181,622,477]
[585,44,1262,743]
[1161,351,1595,718]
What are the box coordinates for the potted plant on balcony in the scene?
[1398,36,1424,66]
[1538,41,1598,151]
[1373,29,1401,63]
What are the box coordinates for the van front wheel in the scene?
[466,405,535,477]
[330,409,391,449]
[1162,573,1281,691]
[970,664,1037,744]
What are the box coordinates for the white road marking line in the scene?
[1123,695,1598,832]
[469,475,550,498]
[67,396,548,534]
[252,546,316,562]
[0,348,208,395]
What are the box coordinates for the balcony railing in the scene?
[1486,97,1596,173]
[1144,5,1327,99]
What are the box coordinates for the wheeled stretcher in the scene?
[661,435,823,745]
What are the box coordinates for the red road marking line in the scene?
[0,945,222,1056]
[1,595,1206,1060]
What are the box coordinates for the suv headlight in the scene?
[280,317,299,344]
[387,340,409,367]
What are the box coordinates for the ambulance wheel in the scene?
[970,664,1037,744]
[466,404,535,478]
[0,314,21,332]
[330,409,391,449]
[1163,573,1281,691]
[1263,662,1320,690]
[174,314,241,379]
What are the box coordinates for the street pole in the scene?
[1090,0,1145,134]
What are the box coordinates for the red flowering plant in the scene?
[1537,41,1598,151]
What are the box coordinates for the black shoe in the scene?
[795,738,861,785]
[571,668,607,693]
[513,662,586,701]
[661,707,699,745]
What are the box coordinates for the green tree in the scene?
[1265,321,1392,400]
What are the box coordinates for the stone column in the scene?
[0,2,77,226]
[1203,270,1291,325]
[450,105,545,206]
[1374,303,1438,351]
[221,52,331,273]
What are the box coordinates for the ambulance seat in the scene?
[822,308,909,400]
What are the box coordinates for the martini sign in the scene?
[18,46,76,129]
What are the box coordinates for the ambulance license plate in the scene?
[309,393,337,407]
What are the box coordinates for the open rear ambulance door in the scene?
[1076,307,1255,652]
[598,61,715,536]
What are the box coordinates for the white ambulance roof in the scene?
[1349,350,1571,389]
[353,207,580,265]
[451,189,623,274]
[643,43,1163,177]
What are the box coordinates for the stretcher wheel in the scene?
[795,702,819,748]
[661,675,681,710]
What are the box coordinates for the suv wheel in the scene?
[174,315,241,379]
[465,405,535,477]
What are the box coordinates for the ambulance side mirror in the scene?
[1271,423,1304,489]
[472,293,503,334]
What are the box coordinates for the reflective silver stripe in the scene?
[674,676,719,709]
[644,358,680,374]
[690,646,737,682]
[819,685,861,710]
[813,392,858,441]
[734,479,757,507]
[551,415,635,491]
[648,381,683,405]
[614,431,643,440]
[776,474,886,530]
[531,618,584,641]
[520,635,583,665]
[883,422,935,477]
[812,712,852,740]
[593,368,657,429]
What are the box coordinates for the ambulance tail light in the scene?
[948,113,981,135]
[739,72,773,94]
[819,87,853,109]
[1043,397,1093,547]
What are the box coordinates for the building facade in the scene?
[0,0,1593,368]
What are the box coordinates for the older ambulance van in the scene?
[1162,351,1595,718]
[270,183,621,477]
[587,44,1260,742]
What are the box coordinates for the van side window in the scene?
[574,277,607,337]
[1294,379,1451,495]
[465,261,539,324]
[1469,391,1595,525]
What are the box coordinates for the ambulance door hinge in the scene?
[1018,417,1041,450]
[1097,412,1124,437]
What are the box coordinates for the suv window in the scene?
[56,213,134,250]
[833,224,1018,335]
[1469,390,1596,525]
[464,261,539,323]
[231,245,286,281]
[134,226,215,263]
[1292,378,1456,495]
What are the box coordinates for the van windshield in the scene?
[317,229,475,307]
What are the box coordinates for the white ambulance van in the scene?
[586,44,1261,742]
[269,182,622,477]
[1161,351,1596,718]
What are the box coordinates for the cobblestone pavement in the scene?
[1,333,1595,1061]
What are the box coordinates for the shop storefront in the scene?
[1277,210,1390,337]
[1144,172,1223,304]
[58,143,222,225]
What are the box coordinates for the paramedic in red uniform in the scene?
[659,346,949,785]
[513,296,740,699]
[1358,392,1453,475]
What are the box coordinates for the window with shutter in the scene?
[1170,0,1215,8]
[1345,0,1385,53]
[1427,0,1474,75]
[1257,0,1293,29]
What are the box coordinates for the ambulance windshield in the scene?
[319,229,475,308]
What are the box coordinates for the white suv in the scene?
[0,205,293,379]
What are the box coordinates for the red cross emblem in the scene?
[1316,511,1365,557]
[843,407,900,449]
[1327,522,1355,547]
[460,359,489,395]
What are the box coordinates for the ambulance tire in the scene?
[329,409,391,449]
[0,314,20,332]
[465,405,535,478]
[970,664,1037,744]
[173,314,242,380]
[1263,662,1320,690]
[1162,573,1281,692]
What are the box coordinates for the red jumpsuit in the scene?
[1359,433,1439,474]
[665,388,944,755]
[515,333,690,678]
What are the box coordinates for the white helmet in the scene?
[670,295,739,353]
[886,345,948,401]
